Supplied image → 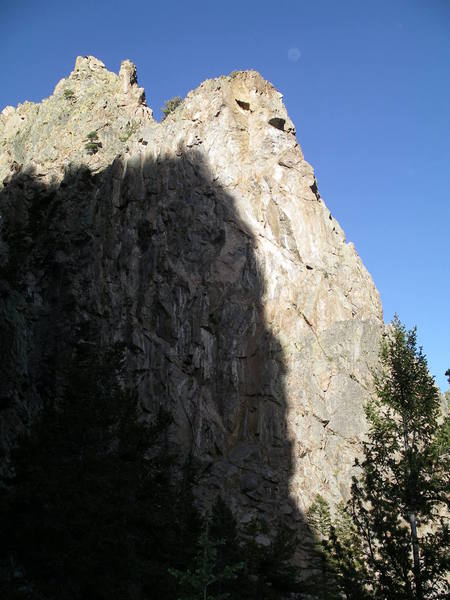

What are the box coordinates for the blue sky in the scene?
[1,0,449,389]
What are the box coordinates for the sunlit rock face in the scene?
[0,57,383,545]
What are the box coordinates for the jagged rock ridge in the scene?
[0,57,383,550]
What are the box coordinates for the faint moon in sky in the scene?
[288,47,301,62]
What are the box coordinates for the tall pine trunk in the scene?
[408,511,423,600]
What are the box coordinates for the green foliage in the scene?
[0,334,302,599]
[170,496,301,600]
[307,496,370,599]
[169,521,243,600]
[84,130,101,155]
[161,96,183,120]
[239,518,301,598]
[306,495,337,599]
[1,343,133,597]
[63,89,75,101]
[84,142,100,154]
[314,317,450,599]
[86,130,99,141]
[0,343,196,599]
[119,120,138,142]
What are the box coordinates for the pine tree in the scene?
[209,496,244,598]
[307,495,370,599]
[1,343,138,599]
[308,319,449,599]
[169,495,302,600]
[239,517,301,598]
[348,317,449,599]
[0,342,196,599]
[169,515,243,600]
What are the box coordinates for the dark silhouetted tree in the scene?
[307,495,370,599]
[0,343,199,599]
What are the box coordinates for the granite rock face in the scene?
[0,57,383,546]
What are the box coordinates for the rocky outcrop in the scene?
[0,56,152,178]
[0,57,383,554]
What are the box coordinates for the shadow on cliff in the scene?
[0,150,328,595]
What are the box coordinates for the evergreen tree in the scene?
[169,495,302,600]
[239,517,301,598]
[309,319,449,599]
[169,519,243,600]
[348,317,449,599]
[161,96,183,120]
[307,495,369,600]
[1,337,304,599]
[1,343,138,599]
[0,342,199,599]
[208,496,244,598]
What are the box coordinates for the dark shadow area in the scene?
[0,150,331,597]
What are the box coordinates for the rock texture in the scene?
[0,57,383,553]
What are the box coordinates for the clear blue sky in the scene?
[1,0,449,389]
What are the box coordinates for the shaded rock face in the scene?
[0,57,383,548]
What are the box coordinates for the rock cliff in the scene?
[0,57,383,554]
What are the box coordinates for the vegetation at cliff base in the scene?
[309,317,450,599]
[0,343,189,598]
[0,343,301,599]
[2,312,446,599]
[169,495,300,599]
